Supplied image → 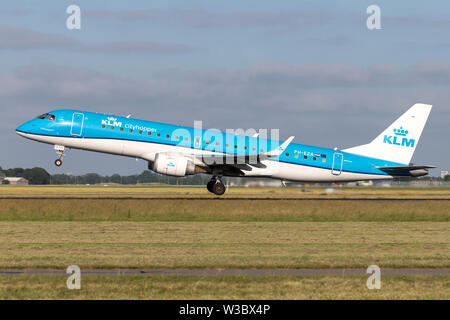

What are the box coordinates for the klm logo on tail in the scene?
[383,127,415,148]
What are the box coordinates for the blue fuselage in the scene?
[16,109,410,179]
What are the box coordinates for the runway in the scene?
[1,268,449,277]
[1,197,450,201]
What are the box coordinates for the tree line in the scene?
[0,166,210,185]
[1,165,449,185]
[1,166,51,185]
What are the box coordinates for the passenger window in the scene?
[139,130,142,134]
[148,131,151,135]
[157,133,161,137]
[304,155,307,160]
[120,127,124,132]
[101,124,105,129]
[286,152,289,157]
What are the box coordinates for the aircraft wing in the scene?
[141,136,295,177]
[198,136,295,166]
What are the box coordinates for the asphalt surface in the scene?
[1,268,449,277]
[1,197,450,201]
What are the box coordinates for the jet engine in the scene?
[150,153,196,177]
[409,169,429,177]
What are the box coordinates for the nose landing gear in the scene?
[54,145,66,167]
[206,177,226,195]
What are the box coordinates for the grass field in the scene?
[1,185,450,199]
[1,276,448,299]
[0,221,448,269]
[0,185,449,299]
[0,199,449,221]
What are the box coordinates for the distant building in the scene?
[244,180,284,187]
[356,180,374,186]
[4,177,29,185]
[0,172,5,182]
[441,170,449,179]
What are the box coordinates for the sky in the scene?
[1,0,449,175]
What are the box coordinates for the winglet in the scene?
[265,136,295,158]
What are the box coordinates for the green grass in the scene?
[1,185,450,199]
[0,199,449,221]
[0,185,448,299]
[0,275,448,299]
[0,221,448,269]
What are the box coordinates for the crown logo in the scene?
[393,127,408,136]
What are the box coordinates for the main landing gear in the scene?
[206,177,226,196]
[54,145,66,167]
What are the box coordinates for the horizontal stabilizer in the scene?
[377,164,435,177]
[376,165,436,171]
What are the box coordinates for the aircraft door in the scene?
[71,112,85,136]
[331,152,343,175]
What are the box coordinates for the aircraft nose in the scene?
[16,120,34,136]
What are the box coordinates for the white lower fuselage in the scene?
[18,132,393,183]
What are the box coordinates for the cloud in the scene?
[0,9,33,16]
[3,61,450,102]
[2,61,450,119]
[0,26,74,50]
[385,15,450,29]
[0,26,196,53]
[86,8,332,29]
[85,8,450,33]
[303,35,351,46]
[2,60,449,174]
[85,41,196,54]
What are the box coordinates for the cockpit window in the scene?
[36,113,55,121]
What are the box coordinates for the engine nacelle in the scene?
[151,153,196,177]
[409,169,429,177]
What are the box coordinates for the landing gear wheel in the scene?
[54,145,66,167]
[207,180,216,193]
[212,181,226,196]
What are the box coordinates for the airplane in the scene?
[16,103,435,195]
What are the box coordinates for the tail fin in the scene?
[343,103,432,165]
